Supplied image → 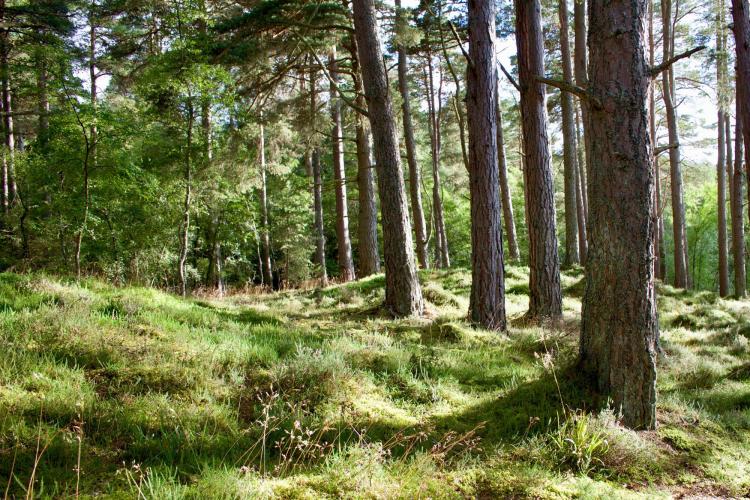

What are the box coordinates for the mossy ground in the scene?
[1,267,749,498]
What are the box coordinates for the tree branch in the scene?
[499,62,520,92]
[650,46,706,77]
[535,76,602,109]
[296,35,369,118]
[654,143,678,155]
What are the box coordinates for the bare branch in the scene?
[534,75,602,109]
[499,62,520,92]
[650,46,706,77]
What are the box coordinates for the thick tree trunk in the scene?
[559,0,580,267]
[731,0,750,246]
[581,0,658,430]
[396,0,429,269]
[353,0,423,317]
[496,99,520,261]
[661,0,689,289]
[515,0,562,319]
[718,108,729,296]
[329,48,356,282]
[258,116,273,288]
[732,111,747,297]
[347,38,381,277]
[425,56,450,268]
[467,0,506,330]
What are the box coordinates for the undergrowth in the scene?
[1,268,749,498]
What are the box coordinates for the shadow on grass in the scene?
[432,364,598,446]
[194,300,282,326]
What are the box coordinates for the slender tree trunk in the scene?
[308,69,328,284]
[573,0,591,215]
[329,48,356,282]
[353,0,423,316]
[258,115,273,288]
[355,114,380,276]
[467,0,506,330]
[661,0,689,289]
[717,0,730,296]
[312,148,327,284]
[1,13,14,212]
[581,0,658,431]
[178,102,194,296]
[718,108,729,296]
[649,0,665,281]
[574,101,589,263]
[348,35,381,277]
[732,111,747,296]
[425,56,450,268]
[515,0,562,319]
[37,46,49,146]
[396,0,429,269]
[559,0,580,267]
[497,98,520,261]
[0,0,6,213]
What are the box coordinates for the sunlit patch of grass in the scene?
[0,270,748,497]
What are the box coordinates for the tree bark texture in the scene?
[396,0,429,269]
[661,0,689,289]
[258,117,273,288]
[515,0,562,319]
[732,110,746,297]
[353,0,423,317]
[559,0,580,267]
[581,0,658,430]
[329,48,356,282]
[467,0,506,330]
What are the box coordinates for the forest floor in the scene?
[1,267,750,498]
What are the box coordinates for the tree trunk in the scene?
[718,108,729,296]
[178,102,194,296]
[573,0,591,213]
[329,48,356,282]
[649,0,664,281]
[496,98,520,261]
[308,69,328,285]
[353,0,423,317]
[37,45,49,146]
[467,0,506,330]
[348,35,381,277]
[312,148,327,284]
[717,0,730,296]
[258,115,273,288]
[661,0,689,289]
[425,56,450,268]
[732,111,746,297]
[731,0,750,249]
[581,0,658,431]
[559,0,580,267]
[396,0,429,269]
[514,0,562,319]
[574,96,589,263]
[1,16,14,213]
[355,113,380,277]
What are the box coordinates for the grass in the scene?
[1,267,749,498]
